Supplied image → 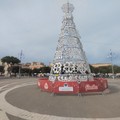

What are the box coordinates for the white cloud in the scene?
[0,0,120,65]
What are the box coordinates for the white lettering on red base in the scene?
[85,84,98,91]
[44,83,48,89]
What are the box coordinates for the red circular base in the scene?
[37,78,108,94]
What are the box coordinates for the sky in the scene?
[0,0,120,65]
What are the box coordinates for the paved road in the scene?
[0,78,120,120]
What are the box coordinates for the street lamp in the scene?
[109,49,114,79]
[18,50,23,78]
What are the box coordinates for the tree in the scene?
[21,68,31,76]
[0,66,4,75]
[12,66,19,76]
[40,66,51,73]
[114,65,120,74]
[32,68,40,74]
[1,56,20,77]
[1,56,20,64]
[30,67,51,77]
[89,64,99,74]
[31,68,41,76]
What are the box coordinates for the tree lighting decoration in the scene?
[49,2,93,82]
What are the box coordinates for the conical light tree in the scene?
[49,2,92,81]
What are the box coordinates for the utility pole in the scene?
[109,49,114,79]
[18,50,23,78]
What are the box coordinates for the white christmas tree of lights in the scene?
[49,2,93,82]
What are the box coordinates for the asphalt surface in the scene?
[7,113,25,120]
[0,78,120,120]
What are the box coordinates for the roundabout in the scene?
[0,78,120,120]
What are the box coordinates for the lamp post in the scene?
[109,49,114,79]
[18,50,23,78]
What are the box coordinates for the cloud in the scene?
[0,0,120,65]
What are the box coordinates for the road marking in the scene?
[0,111,9,120]
[0,84,10,91]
